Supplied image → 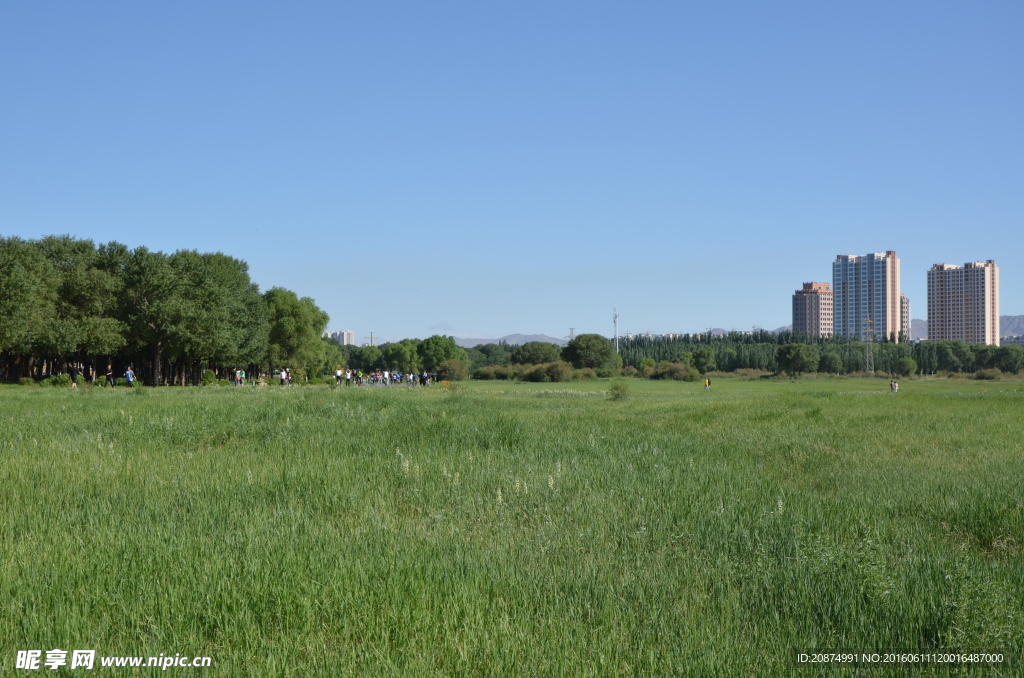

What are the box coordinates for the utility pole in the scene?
[613,308,619,353]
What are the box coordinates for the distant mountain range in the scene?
[455,334,568,348]
[908,315,1023,340]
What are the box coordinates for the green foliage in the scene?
[418,335,467,372]
[776,344,820,376]
[608,381,629,400]
[692,347,716,373]
[264,287,329,374]
[350,345,383,372]
[651,361,700,381]
[896,356,918,377]
[45,373,72,387]
[510,341,562,365]
[638,357,656,371]
[382,340,421,372]
[522,361,573,383]
[819,352,843,374]
[437,359,469,381]
[563,334,616,370]
[201,369,217,386]
[18,377,35,386]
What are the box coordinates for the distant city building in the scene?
[832,251,908,343]
[324,330,356,345]
[927,260,1000,345]
[1002,335,1024,346]
[792,282,833,337]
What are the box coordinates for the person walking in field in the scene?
[125,366,135,387]
[68,363,80,388]
[106,364,116,388]
[704,377,711,390]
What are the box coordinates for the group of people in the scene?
[890,380,900,393]
[333,367,435,387]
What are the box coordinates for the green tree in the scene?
[418,335,466,372]
[776,344,820,376]
[896,356,917,377]
[121,248,185,386]
[563,334,615,369]
[264,287,329,374]
[382,340,421,372]
[510,341,562,365]
[351,345,383,372]
[692,347,716,374]
[819,352,842,374]
[0,237,57,357]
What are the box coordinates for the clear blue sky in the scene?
[2,1,1021,341]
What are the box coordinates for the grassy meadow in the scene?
[1,377,1022,676]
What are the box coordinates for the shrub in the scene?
[46,374,72,387]
[217,379,231,386]
[473,366,497,380]
[620,366,638,378]
[896,357,918,377]
[608,381,629,401]
[201,369,217,386]
[19,377,35,386]
[975,368,1002,381]
[650,362,699,381]
[637,357,656,371]
[438,359,469,382]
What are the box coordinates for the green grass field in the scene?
[2,378,1022,676]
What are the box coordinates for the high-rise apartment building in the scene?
[832,250,908,343]
[324,330,356,345]
[792,282,833,337]
[927,260,1000,345]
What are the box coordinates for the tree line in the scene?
[0,235,338,385]
[617,332,1024,376]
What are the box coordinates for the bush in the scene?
[975,368,1002,381]
[473,366,497,380]
[217,379,231,386]
[620,366,638,378]
[896,357,918,377]
[608,381,629,401]
[438,359,469,382]
[201,369,217,386]
[46,374,72,387]
[637,357,656,371]
[650,362,699,381]
[19,377,35,386]
[521,361,574,383]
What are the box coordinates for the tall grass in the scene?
[1,380,1022,676]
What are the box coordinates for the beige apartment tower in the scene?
[832,250,909,342]
[927,260,1000,345]
[792,282,833,337]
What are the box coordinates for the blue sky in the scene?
[2,1,1021,341]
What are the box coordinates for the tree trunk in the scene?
[152,341,162,386]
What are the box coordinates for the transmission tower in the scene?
[568,328,575,341]
[613,308,619,353]
[864,318,875,373]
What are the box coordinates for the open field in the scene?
[2,378,1023,676]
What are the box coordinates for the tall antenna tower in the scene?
[613,307,619,353]
[568,328,575,341]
